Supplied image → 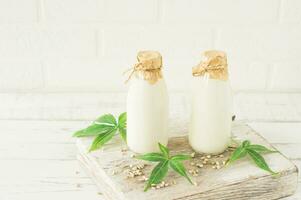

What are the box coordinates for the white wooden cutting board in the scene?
[76,122,298,200]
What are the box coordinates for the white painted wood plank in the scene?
[0,120,105,199]
[0,120,90,144]
[0,143,76,160]
[0,160,98,194]
[0,93,127,120]
[0,120,87,160]
[2,191,103,200]
[0,159,104,199]
[273,144,301,160]
[248,122,301,144]
[1,120,300,144]
[235,93,301,122]
[0,177,96,194]
[1,120,300,161]
[0,160,86,178]
[290,94,301,118]
[0,92,301,122]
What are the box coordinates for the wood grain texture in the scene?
[0,93,301,122]
[0,120,299,200]
[77,122,298,200]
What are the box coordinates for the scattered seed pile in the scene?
[124,163,146,178]
[117,146,236,190]
[187,150,234,177]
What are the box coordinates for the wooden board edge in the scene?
[78,154,124,200]
[76,124,299,200]
[175,168,298,200]
[78,150,298,200]
[245,124,300,176]
[77,139,126,200]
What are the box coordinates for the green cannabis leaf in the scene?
[118,112,127,142]
[136,143,193,192]
[73,112,127,152]
[226,140,278,175]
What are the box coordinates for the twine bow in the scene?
[192,54,228,80]
[123,62,143,83]
[124,61,162,84]
[192,62,225,76]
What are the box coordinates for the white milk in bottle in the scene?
[126,51,168,154]
[189,50,232,154]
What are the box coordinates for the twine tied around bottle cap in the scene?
[124,51,163,84]
[192,50,228,81]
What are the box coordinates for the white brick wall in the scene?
[0,0,38,22]
[0,59,43,91]
[0,0,300,93]
[104,0,158,22]
[162,0,279,24]
[43,0,101,22]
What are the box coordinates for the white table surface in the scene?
[0,93,300,200]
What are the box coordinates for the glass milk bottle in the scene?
[189,50,232,154]
[126,51,168,154]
